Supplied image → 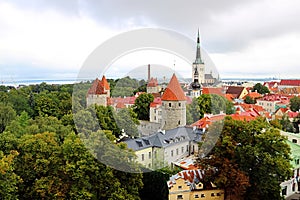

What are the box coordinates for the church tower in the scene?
[161,74,186,130]
[192,29,205,84]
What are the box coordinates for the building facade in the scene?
[161,74,187,130]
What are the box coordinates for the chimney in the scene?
[148,64,150,82]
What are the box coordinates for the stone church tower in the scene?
[86,76,110,107]
[192,29,205,84]
[161,74,186,130]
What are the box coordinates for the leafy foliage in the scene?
[290,96,300,112]
[198,117,292,200]
[186,94,234,124]
[253,83,270,94]
[133,93,154,121]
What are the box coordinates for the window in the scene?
[149,152,151,159]
[171,150,174,157]
[155,151,157,159]
[178,120,180,125]
[282,186,287,196]
[182,147,184,153]
[195,194,199,198]
[179,103,181,107]
[293,183,296,191]
[141,154,144,161]
[148,163,151,168]
[217,193,221,196]
[176,148,179,155]
[169,103,172,107]
[178,186,182,189]
[186,145,189,152]
[154,109,156,113]
[154,116,156,120]
[201,194,205,198]
[296,159,300,165]
[293,139,297,143]
[211,193,215,197]
[177,195,183,199]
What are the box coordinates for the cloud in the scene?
[0,0,300,80]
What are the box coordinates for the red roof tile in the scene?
[147,77,158,87]
[245,92,262,99]
[280,79,300,86]
[87,78,106,95]
[161,74,186,101]
[202,87,224,95]
[101,75,110,90]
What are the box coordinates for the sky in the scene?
[1,0,300,84]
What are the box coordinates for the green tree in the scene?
[253,83,270,94]
[0,150,21,200]
[133,93,154,120]
[186,98,201,124]
[244,96,256,104]
[0,103,16,133]
[114,108,140,137]
[290,96,300,112]
[198,117,292,200]
[196,94,234,119]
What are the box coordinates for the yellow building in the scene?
[168,170,224,200]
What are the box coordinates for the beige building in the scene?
[168,170,224,200]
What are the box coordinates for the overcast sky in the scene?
[1,0,300,83]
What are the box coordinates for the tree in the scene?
[0,150,21,200]
[114,108,140,137]
[197,117,292,200]
[290,96,300,112]
[186,98,201,124]
[244,96,256,104]
[0,103,16,133]
[196,94,235,119]
[253,83,270,94]
[133,93,154,120]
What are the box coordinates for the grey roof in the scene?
[124,127,203,151]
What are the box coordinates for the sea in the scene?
[1,77,280,87]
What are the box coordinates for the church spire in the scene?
[195,29,204,64]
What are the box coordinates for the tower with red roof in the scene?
[161,74,186,130]
[86,75,110,107]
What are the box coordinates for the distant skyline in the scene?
[1,0,300,83]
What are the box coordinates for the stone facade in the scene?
[161,100,186,130]
[86,94,108,107]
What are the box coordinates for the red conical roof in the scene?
[101,75,110,90]
[161,74,186,101]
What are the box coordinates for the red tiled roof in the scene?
[191,114,226,129]
[202,87,223,95]
[239,103,264,113]
[230,114,256,121]
[87,78,106,95]
[101,75,110,90]
[226,86,245,98]
[280,79,300,86]
[287,111,299,118]
[147,77,158,87]
[161,74,186,101]
[225,94,235,101]
[245,92,262,99]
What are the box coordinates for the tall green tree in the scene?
[290,96,300,112]
[198,117,292,200]
[0,103,16,133]
[133,93,154,121]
